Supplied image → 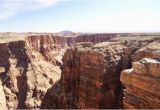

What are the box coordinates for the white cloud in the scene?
[0,0,59,19]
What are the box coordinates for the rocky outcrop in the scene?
[0,35,63,109]
[120,58,160,109]
[121,43,160,109]
[61,42,131,109]
[27,35,66,65]
[132,42,160,61]
[0,41,30,109]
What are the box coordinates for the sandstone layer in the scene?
[120,43,160,109]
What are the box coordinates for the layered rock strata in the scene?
[27,35,66,65]
[132,42,160,61]
[0,35,64,109]
[121,58,160,109]
[76,34,116,44]
[0,33,160,109]
[61,42,131,109]
[121,43,160,109]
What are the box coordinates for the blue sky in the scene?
[0,0,160,33]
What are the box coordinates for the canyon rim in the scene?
[0,33,160,109]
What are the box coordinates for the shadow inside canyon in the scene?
[7,41,29,109]
[40,80,62,109]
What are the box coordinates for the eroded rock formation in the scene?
[27,35,66,65]
[132,42,160,61]
[0,33,160,109]
[76,34,116,44]
[121,58,160,109]
[61,42,131,109]
[0,35,64,109]
[121,43,160,109]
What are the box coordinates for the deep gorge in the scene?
[0,33,160,109]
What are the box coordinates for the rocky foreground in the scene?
[0,33,160,109]
[121,43,160,109]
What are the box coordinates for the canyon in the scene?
[0,33,160,109]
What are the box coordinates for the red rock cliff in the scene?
[120,42,160,109]
[1,33,160,109]
[0,35,64,109]
[75,34,116,44]
[26,35,65,65]
[60,42,131,109]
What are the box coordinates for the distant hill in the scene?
[59,30,76,37]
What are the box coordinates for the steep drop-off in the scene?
[120,43,160,109]
[0,33,160,109]
[0,35,64,109]
[60,42,132,109]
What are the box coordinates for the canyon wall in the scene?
[0,33,160,109]
[60,42,132,109]
[64,34,117,46]
[0,35,64,109]
[27,35,66,65]
[1,33,120,109]
[75,34,116,44]
[120,42,160,109]
[59,38,160,109]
